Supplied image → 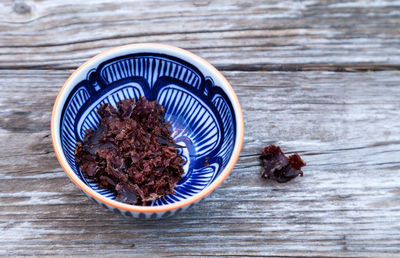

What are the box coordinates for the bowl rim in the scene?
[51,43,244,213]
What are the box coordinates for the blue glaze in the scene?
[60,53,236,206]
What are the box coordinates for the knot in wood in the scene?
[13,2,31,15]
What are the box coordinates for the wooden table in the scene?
[1,0,400,256]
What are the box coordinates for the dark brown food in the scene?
[204,156,209,167]
[75,97,185,205]
[259,145,305,183]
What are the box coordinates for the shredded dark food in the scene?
[74,97,185,206]
[259,145,306,183]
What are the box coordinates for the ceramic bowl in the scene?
[51,43,244,218]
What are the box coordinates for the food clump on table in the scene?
[259,145,306,183]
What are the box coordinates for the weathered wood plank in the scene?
[1,0,399,256]
[0,70,399,256]
[0,0,399,69]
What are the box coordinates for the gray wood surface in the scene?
[0,0,400,257]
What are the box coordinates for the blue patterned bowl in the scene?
[51,44,244,218]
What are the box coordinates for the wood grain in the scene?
[0,69,399,256]
[0,0,399,70]
[1,0,400,256]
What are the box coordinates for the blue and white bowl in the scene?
[51,44,244,219]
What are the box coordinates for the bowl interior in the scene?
[59,51,237,206]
